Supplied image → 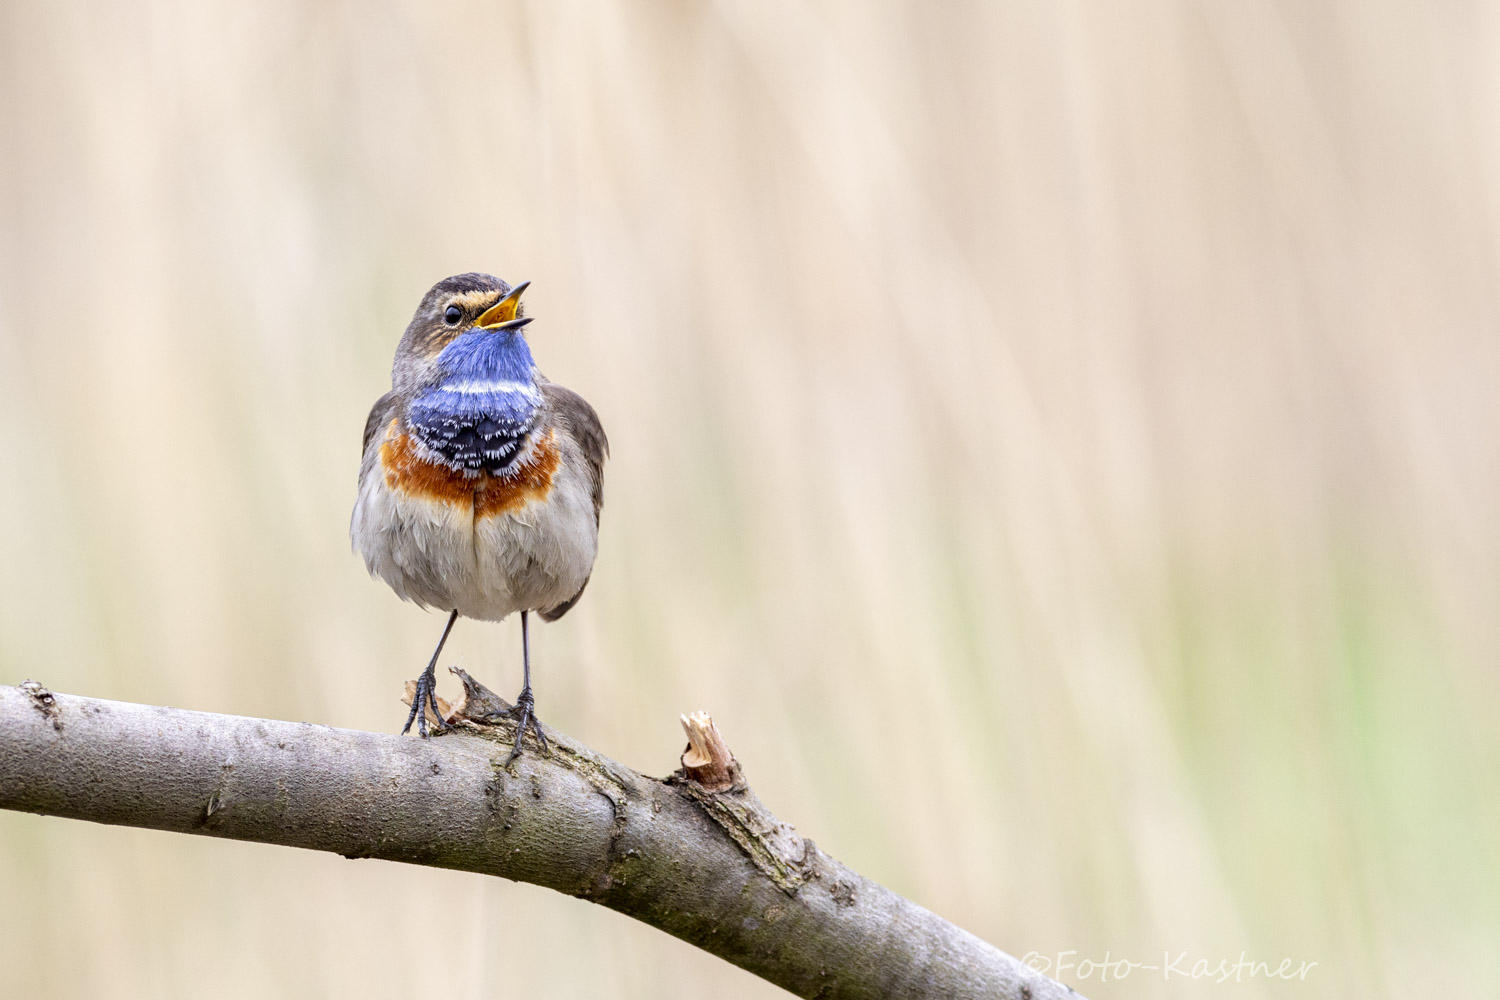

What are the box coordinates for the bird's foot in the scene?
[504,686,549,763]
[402,662,451,738]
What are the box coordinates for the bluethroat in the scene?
[350,274,607,761]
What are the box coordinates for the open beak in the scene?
[475,280,532,330]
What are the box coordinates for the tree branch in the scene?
[0,679,1077,1000]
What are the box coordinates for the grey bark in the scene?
[0,680,1078,1000]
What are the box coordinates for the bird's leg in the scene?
[402,610,458,738]
[506,610,549,762]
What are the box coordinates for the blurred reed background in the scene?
[1,1,1496,997]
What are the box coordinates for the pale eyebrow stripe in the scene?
[450,290,500,312]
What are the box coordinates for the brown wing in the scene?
[538,381,608,621]
[362,391,398,459]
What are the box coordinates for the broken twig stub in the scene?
[678,710,737,790]
[670,712,812,895]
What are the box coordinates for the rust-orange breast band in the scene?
[380,421,560,519]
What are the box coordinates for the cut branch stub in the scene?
[671,711,811,895]
[447,666,513,720]
[398,666,516,729]
[679,710,736,790]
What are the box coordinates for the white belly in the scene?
[350,440,597,622]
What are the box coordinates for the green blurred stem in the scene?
[0,682,1074,1000]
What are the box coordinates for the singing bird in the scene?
[350,273,607,760]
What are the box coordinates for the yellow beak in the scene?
[475,280,531,329]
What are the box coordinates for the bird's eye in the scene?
[443,305,463,326]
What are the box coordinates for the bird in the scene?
[350,273,607,761]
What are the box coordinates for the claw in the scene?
[402,663,450,738]
[505,687,549,763]
[401,610,459,738]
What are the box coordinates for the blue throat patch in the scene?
[408,330,541,475]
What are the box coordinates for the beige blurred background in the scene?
[1,1,1497,997]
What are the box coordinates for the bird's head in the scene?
[393,272,536,394]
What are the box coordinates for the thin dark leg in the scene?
[522,609,534,695]
[402,610,458,738]
[506,610,549,762]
